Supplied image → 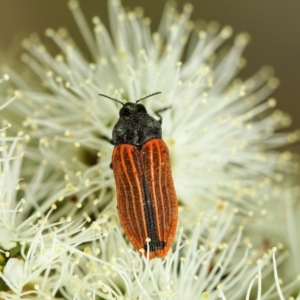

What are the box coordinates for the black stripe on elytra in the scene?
[142,173,165,252]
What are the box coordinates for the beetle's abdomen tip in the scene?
[144,240,166,252]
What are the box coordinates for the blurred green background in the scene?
[1,0,299,130]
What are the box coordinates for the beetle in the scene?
[99,92,178,259]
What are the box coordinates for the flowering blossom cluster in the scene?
[0,0,300,299]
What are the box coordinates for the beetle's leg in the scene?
[100,135,114,145]
[154,106,171,125]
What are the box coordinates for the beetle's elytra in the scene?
[99,92,178,259]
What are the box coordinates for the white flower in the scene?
[1,1,300,299]
[6,0,298,215]
[0,127,114,298]
[2,258,25,293]
[0,228,17,250]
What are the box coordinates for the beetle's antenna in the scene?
[136,92,162,104]
[99,94,124,106]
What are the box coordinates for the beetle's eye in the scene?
[119,107,130,116]
[136,104,147,113]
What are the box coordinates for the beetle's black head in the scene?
[119,103,147,117]
[98,92,163,146]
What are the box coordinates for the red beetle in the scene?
[100,92,178,259]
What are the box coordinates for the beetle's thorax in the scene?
[112,103,162,146]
